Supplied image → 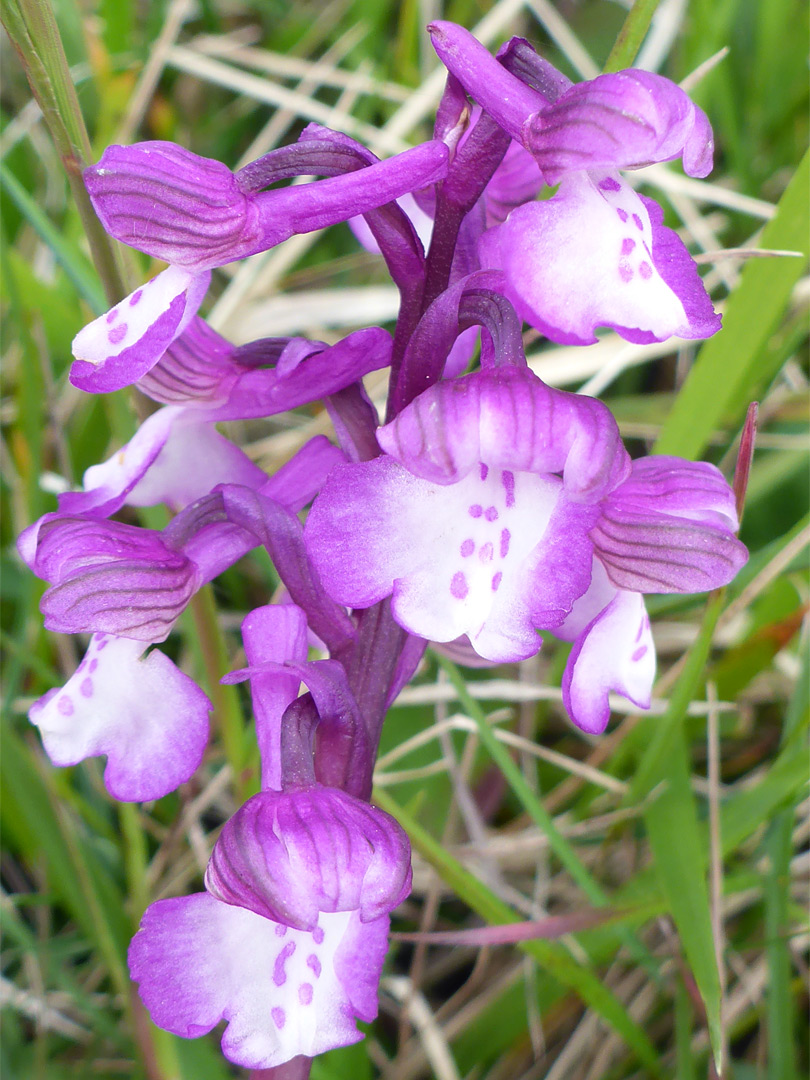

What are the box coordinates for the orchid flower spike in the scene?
[428,22,721,345]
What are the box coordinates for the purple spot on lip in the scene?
[89,658,98,674]
[312,927,324,944]
[632,213,643,231]
[108,323,128,345]
[274,924,287,937]
[502,471,515,508]
[621,238,636,256]
[299,983,314,1006]
[451,571,469,599]
[479,463,489,480]
[632,645,648,662]
[616,208,629,223]
[96,640,108,650]
[635,622,644,642]
[484,506,498,522]
[80,678,93,698]
[491,572,503,592]
[271,1007,286,1030]
[129,289,143,306]
[460,538,475,558]
[619,262,633,283]
[478,542,494,563]
[307,954,322,979]
[599,177,621,192]
[57,696,74,716]
[468,504,483,518]
[639,261,653,279]
[500,528,511,558]
[106,309,118,324]
[273,941,296,986]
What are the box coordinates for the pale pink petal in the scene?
[126,419,266,508]
[561,575,655,734]
[29,634,210,801]
[128,894,389,1069]
[307,457,591,661]
[479,171,719,345]
[70,267,210,393]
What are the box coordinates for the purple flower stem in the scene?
[341,602,413,783]
[249,1057,312,1080]
[422,112,510,312]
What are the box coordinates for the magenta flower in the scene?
[20,437,343,799]
[429,23,721,345]
[305,366,747,731]
[71,136,447,392]
[129,605,411,1068]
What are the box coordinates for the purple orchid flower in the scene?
[21,437,344,800]
[428,22,721,345]
[305,364,747,732]
[71,135,447,392]
[129,604,411,1069]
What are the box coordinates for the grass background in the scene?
[1,1,808,1078]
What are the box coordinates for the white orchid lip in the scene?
[29,633,210,801]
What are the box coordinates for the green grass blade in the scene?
[603,0,663,71]
[627,592,727,1067]
[375,787,663,1075]
[644,730,722,1070]
[764,812,798,1080]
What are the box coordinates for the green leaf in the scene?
[603,0,663,71]
[628,592,726,1068]
[644,732,722,1070]
[654,150,810,459]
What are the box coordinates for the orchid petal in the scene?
[55,407,182,519]
[525,69,713,181]
[591,455,747,593]
[129,895,388,1069]
[206,328,392,422]
[126,419,267,508]
[137,317,242,405]
[562,578,655,734]
[34,517,198,640]
[85,142,259,269]
[70,267,210,393]
[306,456,593,661]
[479,172,720,345]
[428,21,549,142]
[379,367,630,497]
[241,605,309,790]
[29,634,210,800]
[205,786,411,929]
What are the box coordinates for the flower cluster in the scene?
[21,22,747,1075]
